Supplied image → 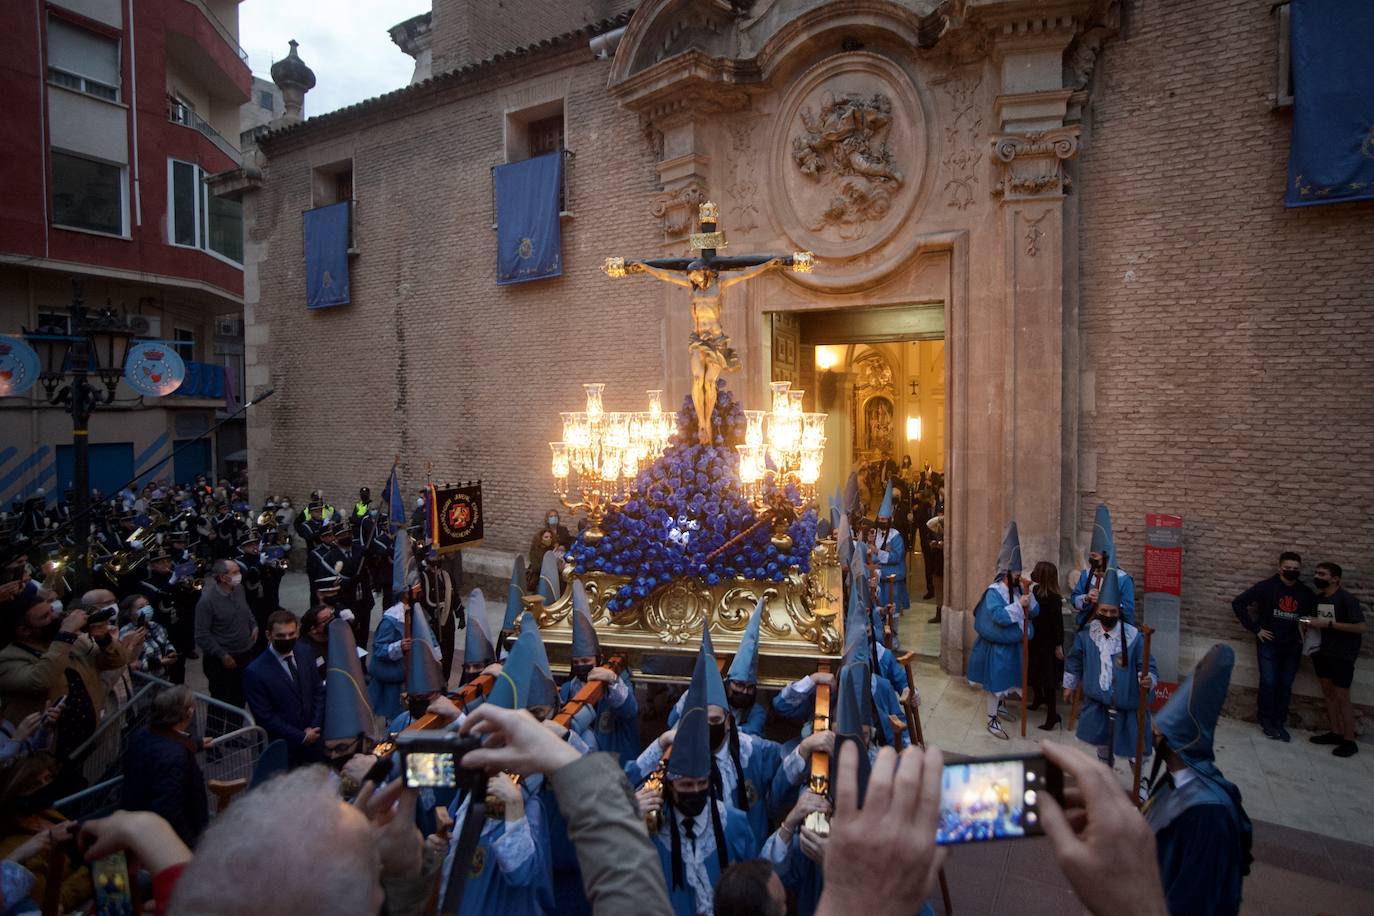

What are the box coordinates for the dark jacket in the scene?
[121,726,209,845]
[1231,576,1314,646]
[1028,590,1065,688]
[242,644,325,763]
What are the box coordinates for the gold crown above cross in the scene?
[690,201,728,252]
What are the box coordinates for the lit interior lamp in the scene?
[907,416,922,441]
[815,346,838,371]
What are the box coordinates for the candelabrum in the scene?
[550,385,675,540]
[732,380,826,547]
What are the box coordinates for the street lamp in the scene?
[22,281,135,559]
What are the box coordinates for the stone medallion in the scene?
[767,52,932,291]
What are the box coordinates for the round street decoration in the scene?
[0,336,41,397]
[124,342,187,397]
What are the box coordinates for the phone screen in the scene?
[404,751,456,789]
[937,754,1056,846]
[91,852,134,916]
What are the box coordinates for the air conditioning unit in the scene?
[129,315,162,338]
[215,318,243,338]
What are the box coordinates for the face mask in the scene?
[1280,569,1299,583]
[272,637,297,654]
[547,516,558,526]
[138,606,154,622]
[878,521,890,532]
[407,696,430,719]
[49,599,63,615]
[570,663,594,682]
[1313,577,1332,590]
[727,688,756,710]
[1097,614,1119,631]
[709,720,727,750]
[229,574,243,587]
[674,788,709,818]
[1092,557,1106,571]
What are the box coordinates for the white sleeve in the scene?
[606,675,630,708]
[633,739,664,779]
[781,746,808,786]
[492,816,534,874]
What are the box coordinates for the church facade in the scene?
[240,1,1372,711]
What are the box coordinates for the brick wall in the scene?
[1076,0,1374,642]
[250,47,664,553]
[430,0,636,71]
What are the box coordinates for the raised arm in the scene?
[719,257,787,289]
[602,258,693,288]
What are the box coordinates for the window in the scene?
[47,17,120,102]
[527,114,564,158]
[503,100,570,214]
[1274,2,1294,108]
[257,90,274,112]
[36,312,70,335]
[172,328,195,362]
[311,160,356,252]
[52,150,125,235]
[168,159,243,264]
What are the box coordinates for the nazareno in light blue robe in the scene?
[874,526,910,610]
[1064,620,1157,760]
[967,581,1038,694]
[652,802,755,916]
[558,668,639,765]
[439,782,553,916]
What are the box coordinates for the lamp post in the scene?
[22,281,134,559]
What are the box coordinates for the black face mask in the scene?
[570,663,594,682]
[1097,614,1119,631]
[272,637,297,655]
[1280,570,1300,583]
[727,688,756,710]
[709,720,727,750]
[1313,577,1332,591]
[674,787,709,818]
[1092,556,1106,571]
[407,696,430,719]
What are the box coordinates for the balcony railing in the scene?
[168,98,242,166]
[183,0,249,62]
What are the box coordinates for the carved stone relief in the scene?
[1023,211,1050,256]
[934,70,982,210]
[726,121,761,234]
[651,182,708,237]
[791,91,905,238]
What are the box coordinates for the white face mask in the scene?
[49,599,63,615]
[138,605,154,621]
[547,516,558,526]
[229,573,243,587]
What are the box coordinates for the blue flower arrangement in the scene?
[565,380,819,615]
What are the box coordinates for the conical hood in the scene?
[406,607,445,696]
[463,589,494,667]
[502,581,524,632]
[995,521,1022,575]
[569,580,600,659]
[831,662,874,806]
[322,619,376,741]
[841,587,871,669]
[668,646,714,780]
[878,480,894,519]
[836,509,853,568]
[1156,643,1234,773]
[509,554,526,595]
[537,550,561,603]
[849,539,868,600]
[726,598,764,684]
[521,620,558,710]
[1098,564,1123,608]
[1090,503,1115,558]
[488,627,541,710]
[843,471,860,516]
[699,627,729,709]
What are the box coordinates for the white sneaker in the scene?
[987,716,1010,740]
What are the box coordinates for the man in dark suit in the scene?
[243,609,325,768]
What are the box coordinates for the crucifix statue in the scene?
[603,201,814,445]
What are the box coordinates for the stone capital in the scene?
[990,126,1080,200]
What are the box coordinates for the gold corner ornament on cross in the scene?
[602,201,814,445]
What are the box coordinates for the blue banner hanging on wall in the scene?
[304,202,352,308]
[493,151,563,285]
[1285,0,1374,207]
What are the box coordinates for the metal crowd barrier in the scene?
[53,672,267,820]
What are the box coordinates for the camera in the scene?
[936,752,1063,846]
[396,730,484,790]
[86,605,118,626]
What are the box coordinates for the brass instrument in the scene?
[804,662,832,837]
[643,750,670,832]
[256,509,278,527]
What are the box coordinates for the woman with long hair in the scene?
[1027,560,1065,730]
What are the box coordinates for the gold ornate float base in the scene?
[529,540,844,687]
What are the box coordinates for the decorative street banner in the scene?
[0,336,41,397]
[304,202,351,308]
[1144,513,1183,710]
[430,481,484,554]
[493,151,563,285]
[124,342,187,397]
[1285,0,1374,207]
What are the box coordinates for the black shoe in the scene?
[1038,716,1061,731]
[1334,741,1359,758]
[1262,727,1282,740]
[1278,727,1292,743]
[922,592,935,600]
[927,615,941,625]
[1310,732,1343,745]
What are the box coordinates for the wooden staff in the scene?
[1131,625,1155,806]
[804,663,833,837]
[1068,685,1083,730]
[1020,597,1031,738]
[552,655,627,729]
[895,652,952,915]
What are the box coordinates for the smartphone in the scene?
[396,730,480,790]
[936,752,1062,846]
[91,851,134,916]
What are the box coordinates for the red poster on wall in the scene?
[1144,514,1183,710]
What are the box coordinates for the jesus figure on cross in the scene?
[603,201,814,445]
